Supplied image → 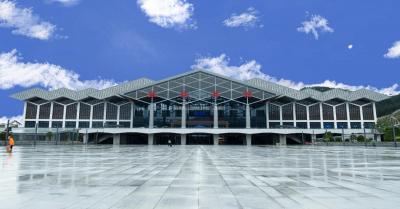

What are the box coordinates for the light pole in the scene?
[390,112,399,148]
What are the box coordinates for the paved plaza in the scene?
[1,145,400,209]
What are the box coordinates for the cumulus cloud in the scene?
[223,7,262,29]
[0,49,116,90]
[0,0,56,40]
[137,0,195,29]
[297,14,333,40]
[384,41,400,59]
[191,54,399,96]
[47,0,81,7]
[0,115,23,125]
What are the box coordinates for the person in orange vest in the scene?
[8,134,15,152]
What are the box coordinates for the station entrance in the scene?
[187,134,213,145]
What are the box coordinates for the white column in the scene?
[49,102,54,128]
[182,100,186,128]
[213,103,218,128]
[117,105,120,126]
[148,134,154,145]
[89,105,93,128]
[346,102,351,129]
[130,102,134,128]
[213,134,219,145]
[266,102,270,129]
[76,102,80,129]
[83,133,89,144]
[333,104,337,129]
[279,134,287,145]
[149,103,154,128]
[103,102,107,127]
[359,104,364,129]
[292,103,296,127]
[319,102,324,128]
[279,105,283,126]
[306,105,310,129]
[372,102,377,124]
[246,103,250,128]
[62,104,66,128]
[22,102,27,127]
[36,103,40,126]
[246,134,252,146]
[311,134,317,144]
[181,134,186,145]
[113,133,120,145]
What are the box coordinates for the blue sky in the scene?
[0,0,399,121]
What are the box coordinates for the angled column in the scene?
[181,100,186,128]
[181,134,186,145]
[246,103,250,128]
[214,103,218,128]
[311,134,317,144]
[246,134,252,146]
[83,133,89,144]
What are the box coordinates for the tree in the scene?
[356,135,365,142]
[323,132,333,142]
[350,134,357,142]
[46,132,53,141]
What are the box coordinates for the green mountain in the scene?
[376,94,400,117]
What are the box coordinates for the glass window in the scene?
[39,103,51,119]
[104,121,117,128]
[295,104,307,120]
[119,103,131,120]
[282,122,294,128]
[154,102,182,128]
[38,121,49,128]
[337,122,348,129]
[65,121,76,128]
[93,103,105,120]
[364,122,375,129]
[119,122,131,128]
[362,104,374,120]
[79,103,91,120]
[296,122,307,129]
[282,104,293,120]
[79,121,90,128]
[310,122,321,129]
[133,103,149,128]
[66,103,77,119]
[322,104,334,120]
[219,101,246,128]
[25,103,37,119]
[268,104,280,120]
[350,122,361,129]
[269,122,281,128]
[323,122,334,129]
[335,104,347,120]
[251,103,266,128]
[51,121,62,128]
[25,121,36,128]
[52,103,64,119]
[309,104,320,120]
[106,103,118,120]
[349,104,361,120]
[92,122,103,128]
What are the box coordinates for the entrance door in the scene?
[187,134,213,145]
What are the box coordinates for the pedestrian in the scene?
[8,134,15,152]
[168,139,172,147]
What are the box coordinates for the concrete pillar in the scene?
[279,134,287,145]
[120,134,127,144]
[148,134,154,145]
[83,133,89,144]
[213,134,219,145]
[213,103,218,128]
[181,134,186,145]
[113,133,120,145]
[246,134,252,146]
[246,103,250,128]
[149,103,154,128]
[311,134,317,144]
[181,101,186,128]
[376,134,382,142]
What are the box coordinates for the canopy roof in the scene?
[11,70,390,103]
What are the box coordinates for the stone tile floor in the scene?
[1,145,400,209]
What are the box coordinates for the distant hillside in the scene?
[376,94,400,117]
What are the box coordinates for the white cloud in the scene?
[137,0,195,29]
[0,115,23,125]
[0,49,116,90]
[47,0,81,7]
[191,54,400,96]
[297,14,334,40]
[0,0,56,40]
[384,41,400,59]
[348,44,353,49]
[223,7,262,29]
